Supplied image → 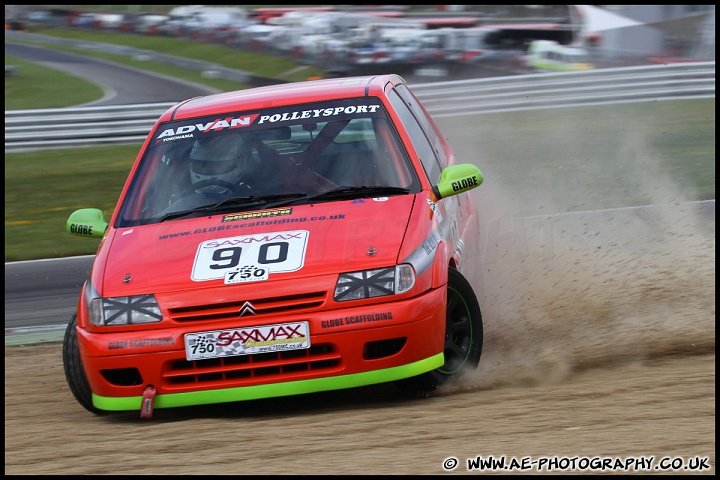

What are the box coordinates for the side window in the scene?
[387,89,442,183]
[395,84,448,168]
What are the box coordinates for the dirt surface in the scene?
[4,346,715,475]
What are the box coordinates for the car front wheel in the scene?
[396,267,483,392]
[62,314,105,415]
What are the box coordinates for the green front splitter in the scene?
[93,353,444,411]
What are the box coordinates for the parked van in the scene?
[526,40,593,72]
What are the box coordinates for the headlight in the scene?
[334,264,416,302]
[84,283,162,326]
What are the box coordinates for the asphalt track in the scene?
[5,42,219,105]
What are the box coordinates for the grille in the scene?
[168,291,328,323]
[163,343,341,386]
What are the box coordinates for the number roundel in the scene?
[191,230,309,282]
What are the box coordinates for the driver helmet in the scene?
[189,134,250,193]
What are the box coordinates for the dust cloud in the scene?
[440,112,715,392]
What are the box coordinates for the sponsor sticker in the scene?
[184,322,310,360]
[224,265,269,284]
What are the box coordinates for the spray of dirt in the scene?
[442,115,715,392]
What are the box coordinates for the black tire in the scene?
[62,314,105,415]
[396,268,483,392]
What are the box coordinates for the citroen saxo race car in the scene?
[63,74,485,419]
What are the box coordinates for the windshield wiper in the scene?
[306,186,410,202]
[211,192,308,210]
[158,193,307,222]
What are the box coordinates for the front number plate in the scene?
[184,321,310,361]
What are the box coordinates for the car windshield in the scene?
[116,98,420,227]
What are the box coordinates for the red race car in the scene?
[63,74,485,419]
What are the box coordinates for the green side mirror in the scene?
[433,164,483,200]
[66,208,108,239]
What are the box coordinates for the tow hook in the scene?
[140,385,157,419]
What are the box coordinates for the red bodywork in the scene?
[74,75,481,408]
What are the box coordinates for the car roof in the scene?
[161,74,405,121]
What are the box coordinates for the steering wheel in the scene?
[181,179,250,196]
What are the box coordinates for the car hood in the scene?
[95,196,417,296]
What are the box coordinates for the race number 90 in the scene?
[210,242,289,269]
[191,230,309,282]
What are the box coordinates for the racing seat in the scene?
[317,150,380,187]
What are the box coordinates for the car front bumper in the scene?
[77,286,447,412]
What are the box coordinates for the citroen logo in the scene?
[238,301,257,317]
